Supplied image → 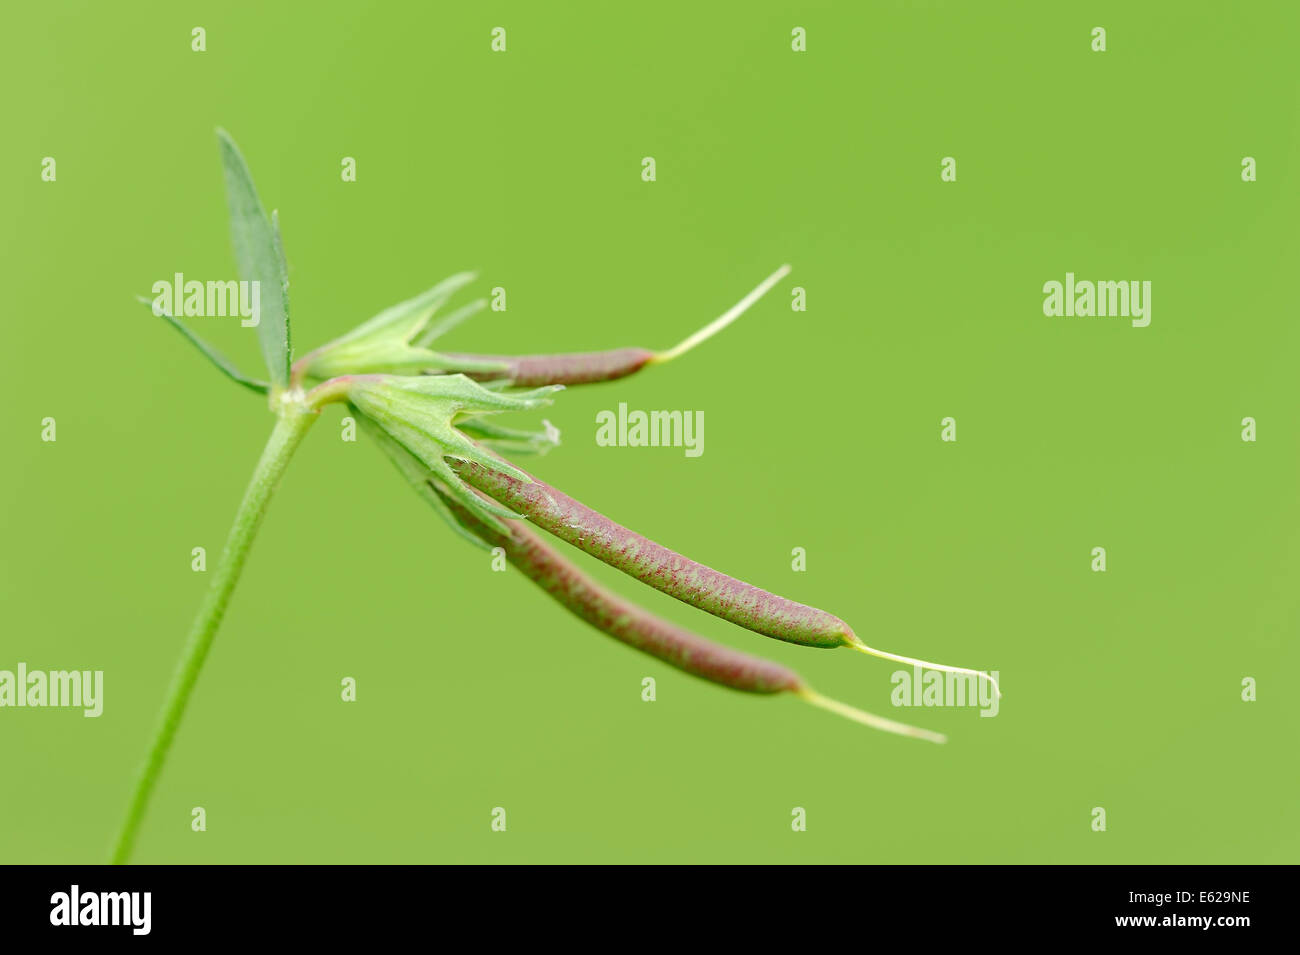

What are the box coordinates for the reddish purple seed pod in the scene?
[449,458,857,650]
[437,490,804,694]
[444,348,655,387]
[438,266,794,387]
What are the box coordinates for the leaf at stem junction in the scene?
[216,128,291,388]
[138,296,270,394]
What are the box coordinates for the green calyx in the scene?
[297,273,508,381]
[347,373,562,534]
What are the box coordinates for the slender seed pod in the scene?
[450,457,853,648]
[438,265,792,387]
[440,489,798,693]
[433,484,947,742]
[451,456,1000,698]
[443,347,655,387]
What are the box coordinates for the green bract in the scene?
[299,274,507,380]
[456,415,561,455]
[217,129,292,388]
[345,373,562,533]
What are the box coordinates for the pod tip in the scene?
[652,264,794,364]
[795,688,947,744]
[846,637,1001,699]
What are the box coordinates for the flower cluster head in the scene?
[345,373,561,541]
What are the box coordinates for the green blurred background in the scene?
[2,1,1297,863]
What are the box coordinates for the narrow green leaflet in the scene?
[272,209,290,323]
[216,129,291,388]
[138,297,270,394]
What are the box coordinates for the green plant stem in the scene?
[110,404,317,864]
